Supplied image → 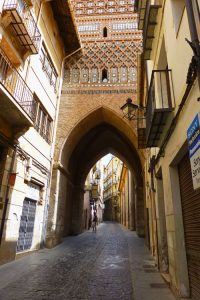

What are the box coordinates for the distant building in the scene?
[84,159,104,230]
[103,156,122,221]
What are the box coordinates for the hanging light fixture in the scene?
[120,98,145,121]
[120,98,139,120]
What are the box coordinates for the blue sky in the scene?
[101,153,113,166]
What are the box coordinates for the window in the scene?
[103,27,108,37]
[40,43,58,91]
[92,67,98,83]
[130,67,136,82]
[121,66,127,82]
[72,68,80,83]
[102,69,108,82]
[34,94,52,144]
[111,67,118,83]
[82,68,89,83]
[112,22,137,30]
[0,51,11,81]
[78,24,98,32]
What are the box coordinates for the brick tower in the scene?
[46,0,145,245]
[64,0,142,96]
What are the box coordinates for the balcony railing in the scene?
[146,69,174,147]
[138,0,162,60]
[2,0,41,54]
[0,47,37,121]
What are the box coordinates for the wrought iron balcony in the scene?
[0,47,37,132]
[146,69,174,147]
[2,0,41,54]
[138,0,162,60]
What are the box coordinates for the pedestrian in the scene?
[88,215,92,230]
[92,212,98,232]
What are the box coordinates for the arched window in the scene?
[103,27,107,38]
[102,69,108,82]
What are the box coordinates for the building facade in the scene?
[0,0,80,264]
[135,0,200,299]
[45,0,146,247]
[83,159,104,230]
[103,156,122,222]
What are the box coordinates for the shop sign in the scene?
[187,113,200,190]
[26,183,40,201]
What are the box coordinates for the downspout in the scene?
[0,148,17,245]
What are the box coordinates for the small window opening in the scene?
[103,27,107,37]
[102,69,108,82]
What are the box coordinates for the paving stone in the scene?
[0,223,175,300]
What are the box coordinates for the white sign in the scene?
[26,183,40,201]
[187,113,200,190]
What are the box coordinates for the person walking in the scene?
[92,212,98,232]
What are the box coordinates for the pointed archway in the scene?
[46,106,145,247]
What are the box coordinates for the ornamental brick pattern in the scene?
[64,0,142,90]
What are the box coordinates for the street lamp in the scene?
[120,98,145,121]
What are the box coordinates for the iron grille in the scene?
[16,198,36,252]
[0,47,37,121]
[3,0,41,53]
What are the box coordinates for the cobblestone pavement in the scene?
[0,223,175,300]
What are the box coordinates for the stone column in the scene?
[46,167,62,248]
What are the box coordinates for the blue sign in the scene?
[187,113,200,190]
[187,113,200,158]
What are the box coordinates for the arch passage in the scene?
[46,107,145,248]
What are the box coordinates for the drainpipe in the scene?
[0,148,17,245]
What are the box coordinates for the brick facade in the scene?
[46,0,145,246]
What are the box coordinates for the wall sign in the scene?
[26,183,40,201]
[187,113,200,190]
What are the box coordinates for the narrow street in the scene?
[0,223,175,300]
